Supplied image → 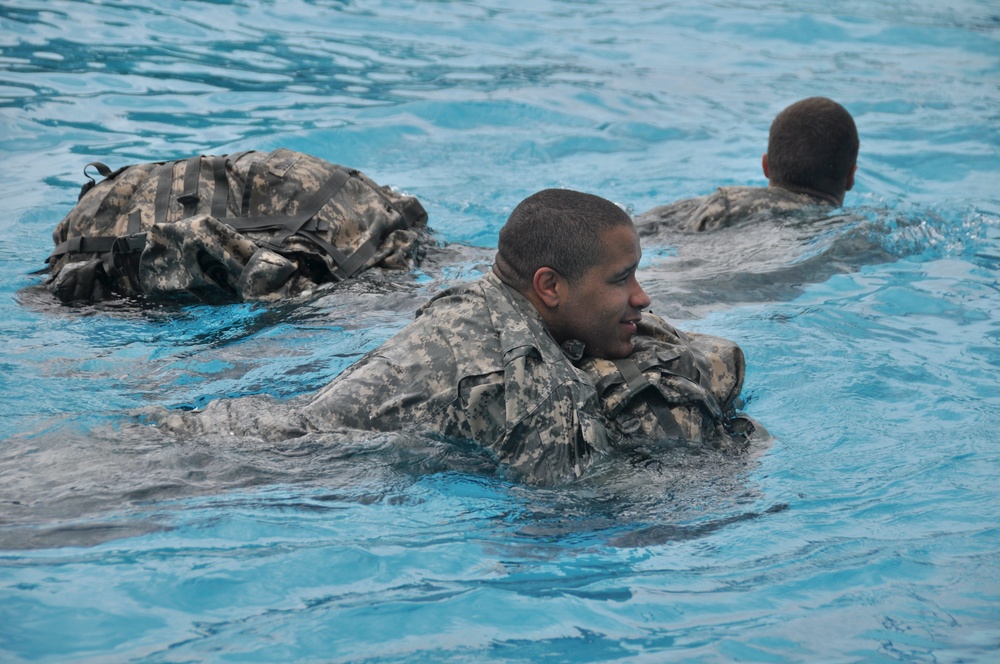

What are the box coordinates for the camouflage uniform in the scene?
[294,273,756,478]
[150,274,757,484]
[634,185,836,232]
[298,271,618,485]
[578,316,757,451]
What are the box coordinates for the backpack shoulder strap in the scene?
[612,358,685,439]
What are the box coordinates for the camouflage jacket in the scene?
[577,316,756,451]
[300,271,618,485]
[148,274,757,483]
[634,185,836,232]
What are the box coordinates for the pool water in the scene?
[2,0,999,661]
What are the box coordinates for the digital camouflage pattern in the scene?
[297,271,618,485]
[150,271,758,484]
[150,271,618,485]
[634,185,836,233]
[577,315,756,451]
[44,148,429,303]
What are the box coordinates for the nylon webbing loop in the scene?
[79,161,114,200]
[109,232,148,291]
[153,161,175,225]
[178,155,202,217]
[48,235,118,262]
[127,210,142,236]
[210,156,229,219]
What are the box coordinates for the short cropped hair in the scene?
[495,189,632,290]
[767,97,859,200]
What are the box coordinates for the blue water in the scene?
[2,0,999,661]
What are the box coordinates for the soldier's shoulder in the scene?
[723,185,828,213]
[633,194,709,234]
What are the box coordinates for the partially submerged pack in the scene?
[43,148,429,303]
[578,316,758,450]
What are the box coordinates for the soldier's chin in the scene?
[605,339,634,360]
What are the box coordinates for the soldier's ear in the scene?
[845,164,856,191]
[761,153,770,180]
[532,267,564,309]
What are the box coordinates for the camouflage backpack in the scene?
[578,315,757,449]
[43,148,429,303]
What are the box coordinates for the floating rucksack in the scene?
[42,148,430,303]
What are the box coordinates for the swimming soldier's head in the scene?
[763,97,859,206]
[493,188,651,360]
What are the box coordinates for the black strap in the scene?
[210,155,230,219]
[48,235,118,263]
[49,162,147,263]
[108,232,148,291]
[177,155,202,217]
[293,230,351,280]
[79,161,114,200]
[298,229,374,281]
[333,233,382,278]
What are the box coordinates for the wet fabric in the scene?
[298,271,619,485]
[150,271,756,485]
[634,185,836,232]
[43,148,430,303]
[577,316,757,451]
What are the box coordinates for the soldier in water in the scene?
[635,97,859,232]
[155,188,757,486]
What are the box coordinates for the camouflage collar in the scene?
[482,272,582,364]
[769,184,841,207]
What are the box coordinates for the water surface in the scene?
[1,0,998,661]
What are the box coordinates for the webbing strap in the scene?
[48,235,118,262]
[240,158,265,217]
[153,161,175,225]
[302,228,393,281]
[127,210,142,236]
[108,232,148,291]
[49,162,147,263]
[210,156,229,219]
[178,155,202,217]
[613,358,684,438]
[334,233,383,279]
[223,216,298,233]
[269,167,351,247]
[79,161,114,200]
[295,230,351,280]
[84,162,114,179]
[613,357,647,390]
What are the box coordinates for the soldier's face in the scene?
[556,224,651,359]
